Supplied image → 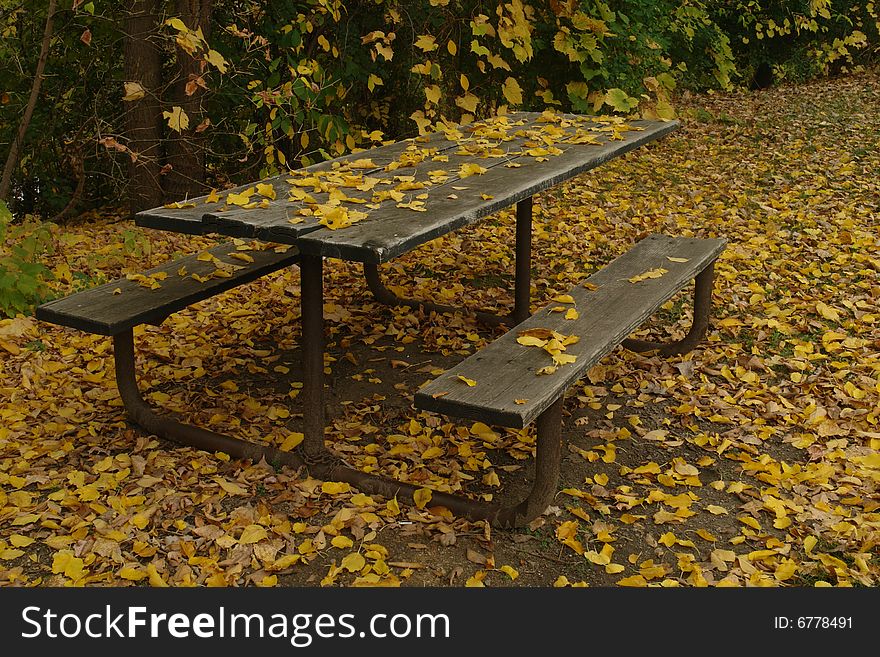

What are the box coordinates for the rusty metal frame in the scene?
[109,230,716,529]
[112,330,304,470]
[363,197,533,327]
[623,262,715,356]
[111,326,563,529]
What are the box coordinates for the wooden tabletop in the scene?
[136,112,678,263]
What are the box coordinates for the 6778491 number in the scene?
[774,617,852,629]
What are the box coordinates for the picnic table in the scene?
[38,111,726,526]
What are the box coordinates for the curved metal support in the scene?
[623,262,715,357]
[113,328,561,528]
[112,330,304,470]
[363,263,513,326]
[323,397,563,528]
[362,197,534,328]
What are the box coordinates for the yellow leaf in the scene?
[804,536,818,554]
[0,549,25,560]
[455,93,479,113]
[147,563,169,587]
[280,432,304,451]
[816,301,840,322]
[706,505,728,515]
[130,512,151,529]
[119,566,148,581]
[460,73,470,91]
[10,534,34,548]
[240,524,268,544]
[349,158,377,169]
[465,572,486,587]
[565,308,579,320]
[774,559,797,581]
[696,529,718,542]
[226,191,253,206]
[258,575,278,587]
[424,85,441,105]
[214,477,248,495]
[256,183,276,199]
[502,77,523,105]
[52,551,85,581]
[342,552,366,572]
[457,375,477,387]
[205,49,228,73]
[738,515,761,530]
[499,565,519,580]
[322,481,352,495]
[163,106,189,132]
[553,294,575,303]
[332,536,354,549]
[415,35,438,51]
[605,563,625,574]
[458,162,487,178]
[447,39,457,55]
[666,256,689,263]
[413,488,432,509]
[629,267,668,283]
[617,574,647,587]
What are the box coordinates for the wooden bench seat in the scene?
[35,239,303,469]
[414,233,726,526]
[36,240,300,336]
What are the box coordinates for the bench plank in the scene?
[36,241,299,335]
[414,234,726,428]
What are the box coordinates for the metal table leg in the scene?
[513,196,532,324]
[299,253,337,475]
[363,196,534,327]
[623,262,715,356]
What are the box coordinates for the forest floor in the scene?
[1,72,878,587]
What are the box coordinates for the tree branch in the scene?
[0,0,59,202]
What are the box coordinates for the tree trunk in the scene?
[163,0,213,202]
[123,0,164,214]
[0,0,58,203]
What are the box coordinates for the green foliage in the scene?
[713,0,879,82]
[0,201,54,318]
[0,0,876,215]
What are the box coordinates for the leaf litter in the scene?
[0,74,878,588]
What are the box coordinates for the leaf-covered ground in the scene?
[1,73,878,587]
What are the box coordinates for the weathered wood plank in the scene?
[36,240,300,336]
[298,118,678,262]
[133,126,473,236]
[135,112,662,256]
[414,234,726,428]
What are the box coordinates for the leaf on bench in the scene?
[517,327,579,374]
[628,267,668,283]
[226,188,255,205]
[125,272,167,290]
[256,183,276,200]
[227,251,255,263]
[457,375,477,387]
